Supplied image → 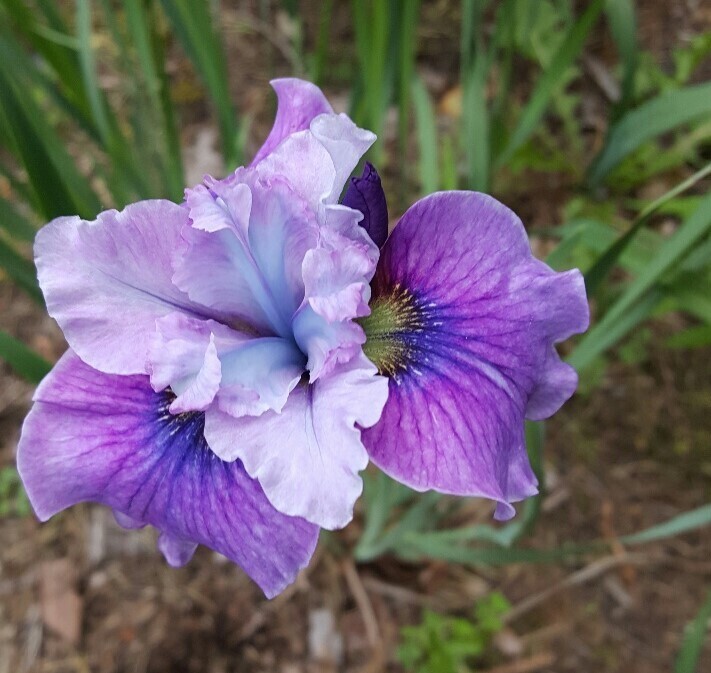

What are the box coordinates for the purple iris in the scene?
[17,79,588,598]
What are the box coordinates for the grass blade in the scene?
[587,81,711,187]
[571,191,711,369]
[160,0,240,166]
[585,162,711,296]
[497,0,604,166]
[412,76,439,194]
[0,199,36,242]
[0,330,51,382]
[0,238,42,302]
[675,589,711,673]
[604,0,637,115]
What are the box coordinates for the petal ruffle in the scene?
[204,353,389,530]
[177,174,318,338]
[17,351,319,598]
[256,116,375,211]
[362,191,589,519]
[251,78,333,166]
[36,201,205,375]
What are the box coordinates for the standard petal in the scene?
[204,353,389,530]
[17,351,319,598]
[251,78,333,166]
[35,201,205,375]
[341,162,389,247]
[361,191,589,518]
[256,114,375,210]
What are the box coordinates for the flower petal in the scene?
[17,351,319,598]
[256,115,375,211]
[36,201,204,375]
[177,174,319,338]
[251,78,333,166]
[342,162,389,247]
[204,353,389,530]
[293,205,379,380]
[361,192,589,518]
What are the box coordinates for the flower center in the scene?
[358,284,425,377]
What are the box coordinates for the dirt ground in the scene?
[1,2,710,672]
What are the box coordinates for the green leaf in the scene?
[412,76,439,194]
[0,198,36,242]
[497,0,604,166]
[0,68,102,219]
[675,589,711,673]
[587,81,711,187]
[0,238,42,302]
[604,0,637,115]
[0,330,51,382]
[160,0,241,166]
[571,191,711,370]
[585,162,711,296]
[621,504,711,546]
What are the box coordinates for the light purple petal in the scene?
[35,201,205,375]
[293,205,379,380]
[251,78,333,166]
[256,116,375,211]
[362,191,589,518]
[17,351,319,598]
[204,353,388,530]
[177,173,318,338]
[149,313,303,417]
[217,337,305,417]
[342,162,389,248]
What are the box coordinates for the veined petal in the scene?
[177,174,319,338]
[17,351,319,598]
[361,192,589,519]
[204,353,388,530]
[251,78,333,166]
[35,201,204,375]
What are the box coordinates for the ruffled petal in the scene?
[293,205,379,380]
[148,313,304,417]
[17,351,319,598]
[256,115,375,211]
[251,78,333,166]
[204,353,388,530]
[35,201,205,375]
[342,162,389,248]
[177,173,319,338]
[362,192,589,519]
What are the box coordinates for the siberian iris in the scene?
[17,79,588,598]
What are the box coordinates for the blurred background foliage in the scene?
[0,1,710,671]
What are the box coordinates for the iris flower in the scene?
[17,79,588,598]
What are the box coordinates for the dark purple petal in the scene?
[342,162,388,248]
[17,351,319,598]
[250,78,333,166]
[361,192,589,519]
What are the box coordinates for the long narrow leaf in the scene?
[0,330,51,382]
[571,192,711,369]
[160,0,240,166]
[604,0,637,115]
[585,162,711,296]
[675,589,711,673]
[497,0,604,166]
[0,238,42,302]
[412,76,439,194]
[587,81,711,187]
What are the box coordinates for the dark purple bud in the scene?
[342,162,388,248]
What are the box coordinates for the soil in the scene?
[1,2,710,672]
